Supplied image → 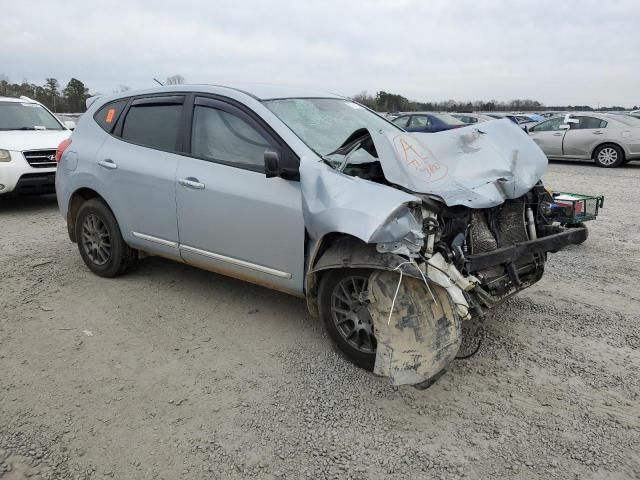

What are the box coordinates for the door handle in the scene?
[178,177,205,190]
[98,159,117,170]
[553,132,563,136]
[592,131,603,135]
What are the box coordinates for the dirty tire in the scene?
[593,144,624,168]
[318,269,376,371]
[75,198,137,278]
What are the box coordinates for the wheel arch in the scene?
[67,187,110,242]
[304,233,415,317]
[591,141,627,161]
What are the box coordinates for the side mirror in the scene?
[264,150,280,178]
[524,125,529,133]
[64,120,76,130]
[264,150,299,180]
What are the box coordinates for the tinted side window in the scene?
[573,116,607,129]
[392,116,410,128]
[121,104,183,151]
[94,99,128,133]
[191,105,271,169]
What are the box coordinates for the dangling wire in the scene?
[387,260,438,325]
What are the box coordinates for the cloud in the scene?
[2,0,638,106]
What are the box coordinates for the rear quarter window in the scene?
[121,103,183,152]
[94,99,129,133]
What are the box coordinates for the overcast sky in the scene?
[3,0,639,107]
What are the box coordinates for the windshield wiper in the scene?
[336,141,362,173]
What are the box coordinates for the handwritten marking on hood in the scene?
[393,134,448,183]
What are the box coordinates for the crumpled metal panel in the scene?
[369,271,461,386]
[299,155,421,242]
[369,119,547,209]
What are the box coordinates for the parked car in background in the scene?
[540,112,565,119]
[56,113,82,128]
[528,113,640,167]
[392,112,467,132]
[0,96,73,196]
[55,84,586,386]
[483,113,538,131]
[451,113,495,124]
[523,113,545,122]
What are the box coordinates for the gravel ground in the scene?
[1,161,639,480]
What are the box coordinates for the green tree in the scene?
[63,78,89,112]
[44,78,60,111]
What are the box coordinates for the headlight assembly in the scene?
[0,149,11,162]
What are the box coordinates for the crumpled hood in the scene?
[370,119,548,208]
[0,130,71,152]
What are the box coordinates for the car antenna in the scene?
[153,78,164,86]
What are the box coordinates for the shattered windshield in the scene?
[0,102,64,131]
[263,98,401,167]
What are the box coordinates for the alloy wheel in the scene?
[80,214,112,266]
[330,275,377,354]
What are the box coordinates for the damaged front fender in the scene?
[299,155,424,251]
[369,270,461,386]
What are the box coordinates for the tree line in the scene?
[0,74,187,113]
[0,75,90,113]
[0,76,635,114]
[352,91,638,113]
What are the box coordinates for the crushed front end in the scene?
[417,183,587,318]
[301,118,588,386]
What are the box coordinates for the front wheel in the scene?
[318,269,376,371]
[593,144,624,168]
[75,198,137,277]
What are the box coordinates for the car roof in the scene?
[0,96,39,103]
[104,84,345,102]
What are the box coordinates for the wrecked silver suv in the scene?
[56,85,586,386]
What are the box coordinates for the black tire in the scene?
[75,198,137,277]
[318,269,376,371]
[593,144,624,168]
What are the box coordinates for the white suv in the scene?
[0,96,73,196]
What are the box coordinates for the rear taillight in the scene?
[55,138,72,163]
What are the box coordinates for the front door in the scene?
[528,117,566,157]
[175,96,305,295]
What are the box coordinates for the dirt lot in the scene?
[1,161,639,480]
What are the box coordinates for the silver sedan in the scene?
[528,113,640,167]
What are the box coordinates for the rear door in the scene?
[528,117,566,157]
[175,96,305,295]
[96,95,184,260]
[562,116,609,158]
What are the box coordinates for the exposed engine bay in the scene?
[317,122,584,315]
[302,119,587,386]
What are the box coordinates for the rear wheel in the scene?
[75,198,137,277]
[593,144,624,168]
[318,269,376,371]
